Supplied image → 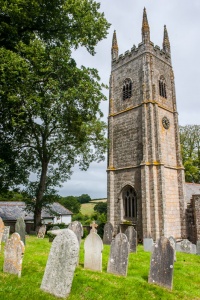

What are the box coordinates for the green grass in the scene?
[0,236,200,299]
[81,199,107,215]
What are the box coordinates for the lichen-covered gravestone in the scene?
[0,217,5,251]
[84,223,103,272]
[15,217,26,245]
[176,239,196,254]
[3,232,25,277]
[68,221,83,245]
[168,236,176,261]
[125,226,137,253]
[148,236,174,290]
[107,233,129,276]
[103,222,113,245]
[197,240,200,255]
[41,229,79,298]
[37,225,46,238]
[2,226,10,243]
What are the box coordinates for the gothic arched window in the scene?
[159,76,167,98]
[122,78,132,100]
[123,186,137,219]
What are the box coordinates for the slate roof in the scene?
[0,202,72,221]
[185,182,200,203]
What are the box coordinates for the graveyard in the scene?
[0,233,200,300]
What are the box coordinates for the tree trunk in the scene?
[34,160,48,231]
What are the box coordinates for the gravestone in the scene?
[0,217,5,251]
[125,226,137,253]
[15,217,26,245]
[40,229,79,298]
[90,221,98,233]
[37,225,46,238]
[103,222,113,245]
[143,238,154,252]
[3,232,25,277]
[148,236,174,290]
[51,226,60,230]
[68,221,83,245]
[107,233,129,276]
[84,231,103,272]
[197,240,200,255]
[176,239,196,254]
[2,226,10,243]
[168,236,176,261]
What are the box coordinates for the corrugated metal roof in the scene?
[0,202,72,221]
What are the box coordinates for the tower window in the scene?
[122,78,132,100]
[159,76,167,98]
[123,186,137,218]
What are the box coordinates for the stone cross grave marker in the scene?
[84,231,103,272]
[143,238,154,252]
[15,217,26,245]
[2,226,10,243]
[125,226,137,253]
[37,224,46,238]
[3,232,25,277]
[107,233,129,276]
[176,239,196,254]
[168,236,176,261]
[0,217,5,251]
[68,221,83,245]
[41,229,79,298]
[148,236,174,290]
[103,222,113,245]
[90,221,98,233]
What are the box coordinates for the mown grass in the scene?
[0,236,200,300]
[80,199,107,216]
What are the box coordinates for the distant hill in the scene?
[80,198,107,215]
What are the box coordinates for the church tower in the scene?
[107,8,186,241]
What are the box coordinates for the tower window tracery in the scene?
[123,186,137,219]
[159,76,167,98]
[122,78,132,100]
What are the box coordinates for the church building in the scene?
[107,8,189,241]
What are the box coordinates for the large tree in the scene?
[0,0,110,230]
[179,125,200,183]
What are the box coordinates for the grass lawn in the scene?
[80,203,96,215]
[0,236,200,299]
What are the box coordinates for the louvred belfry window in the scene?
[123,78,132,100]
[159,76,167,98]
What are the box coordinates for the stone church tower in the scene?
[107,8,186,241]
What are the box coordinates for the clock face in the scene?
[162,116,170,129]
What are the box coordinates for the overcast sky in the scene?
[58,0,200,199]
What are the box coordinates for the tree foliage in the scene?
[59,196,81,214]
[179,125,200,183]
[77,194,91,204]
[0,0,110,230]
[94,202,107,214]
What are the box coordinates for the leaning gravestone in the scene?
[168,236,176,261]
[143,238,154,252]
[84,229,103,272]
[68,221,83,246]
[3,232,25,277]
[125,226,137,253]
[40,229,79,298]
[197,240,200,255]
[103,222,113,245]
[2,226,10,243]
[37,225,46,238]
[15,217,26,245]
[0,217,5,251]
[148,236,174,290]
[107,233,129,276]
[176,239,196,254]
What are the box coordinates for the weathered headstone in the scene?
[125,226,137,253]
[40,229,79,298]
[2,226,10,243]
[168,236,176,261]
[197,240,200,255]
[143,238,154,252]
[68,221,83,245]
[148,236,174,290]
[103,222,113,245]
[3,232,25,277]
[37,225,46,239]
[176,239,196,254]
[90,221,98,233]
[51,226,60,230]
[15,217,26,245]
[84,231,103,272]
[0,217,5,251]
[107,233,129,276]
